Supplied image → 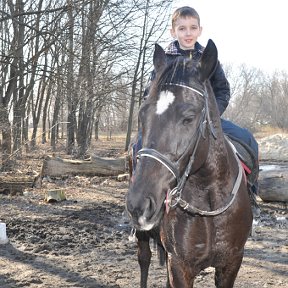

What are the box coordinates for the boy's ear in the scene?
[170,28,176,38]
[153,44,167,73]
[199,26,203,37]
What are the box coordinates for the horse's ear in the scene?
[198,39,218,81]
[153,43,167,73]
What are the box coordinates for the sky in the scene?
[162,0,288,74]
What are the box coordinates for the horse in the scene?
[126,39,253,287]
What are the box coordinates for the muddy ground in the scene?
[0,140,287,288]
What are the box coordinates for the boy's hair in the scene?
[172,6,200,28]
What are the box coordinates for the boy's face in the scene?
[170,16,202,50]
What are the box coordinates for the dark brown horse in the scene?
[126,39,253,287]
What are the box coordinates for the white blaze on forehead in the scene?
[156,90,175,115]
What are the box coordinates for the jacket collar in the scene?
[165,40,204,57]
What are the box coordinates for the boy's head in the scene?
[170,6,202,50]
[172,6,201,28]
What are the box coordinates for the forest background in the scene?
[1,0,288,171]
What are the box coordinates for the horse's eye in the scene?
[183,117,194,126]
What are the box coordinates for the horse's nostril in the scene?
[143,197,155,220]
[146,197,152,210]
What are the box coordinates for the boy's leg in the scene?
[221,119,258,157]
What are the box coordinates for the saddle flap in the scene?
[226,135,259,186]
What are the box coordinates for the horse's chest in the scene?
[161,213,214,261]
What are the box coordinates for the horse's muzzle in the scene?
[126,193,160,231]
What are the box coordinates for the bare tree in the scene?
[124,0,173,151]
[223,64,264,132]
[262,71,288,131]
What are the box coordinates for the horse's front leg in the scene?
[214,254,243,288]
[167,254,196,288]
[136,231,151,288]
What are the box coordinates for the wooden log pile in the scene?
[0,174,36,195]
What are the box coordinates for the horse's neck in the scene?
[183,135,237,211]
[203,132,235,180]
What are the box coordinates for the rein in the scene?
[137,83,242,217]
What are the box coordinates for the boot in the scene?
[248,183,261,218]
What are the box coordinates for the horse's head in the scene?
[126,40,219,230]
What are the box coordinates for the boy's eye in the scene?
[177,26,198,32]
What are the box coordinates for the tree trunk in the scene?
[0,105,13,171]
[42,57,53,144]
[66,0,76,155]
[51,62,63,151]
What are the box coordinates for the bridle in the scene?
[136,83,243,216]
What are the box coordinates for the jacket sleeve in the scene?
[210,61,230,115]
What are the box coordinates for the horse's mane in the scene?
[156,56,199,90]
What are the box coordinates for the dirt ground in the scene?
[0,138,287,288]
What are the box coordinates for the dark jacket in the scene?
[145,40,230,116]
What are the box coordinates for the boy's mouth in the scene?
[184,39,194,45]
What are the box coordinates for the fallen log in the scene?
[258,164,288,202]
[0,174,36,195]
[41,155,127,177]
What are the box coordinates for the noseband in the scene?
[137,83,243,216]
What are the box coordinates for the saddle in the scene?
[226,135,259,192]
